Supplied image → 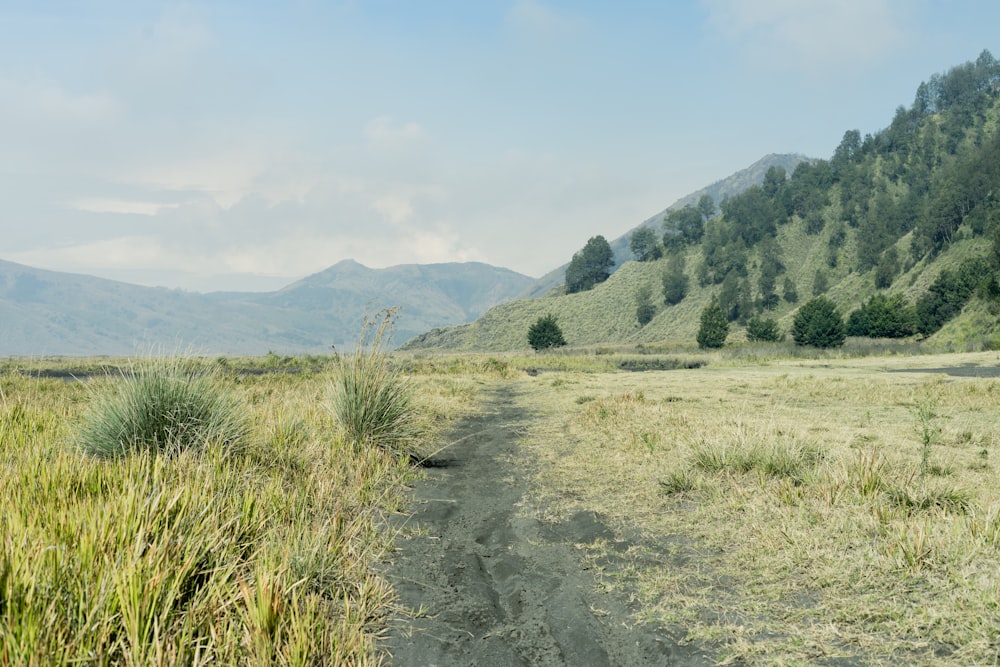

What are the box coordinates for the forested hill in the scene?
[403,51,1000,352]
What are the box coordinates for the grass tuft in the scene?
[76,359,248,458]
[332,309,420,456]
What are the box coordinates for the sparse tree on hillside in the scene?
[565,236,614,293]
[528,314,567,351]
[783,276,798,303]
[635,286,656,326]
[630,227,662,262]
[697,300,729,349]
[662,253,688,305]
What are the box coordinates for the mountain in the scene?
[403,52,1000,353]
[0,259,532,356]
[520,153,812,299]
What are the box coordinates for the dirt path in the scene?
[382,385,710,666]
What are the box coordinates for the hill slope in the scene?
[0,259,532,356]
[404,52,1000,353]
[520,153,812,298]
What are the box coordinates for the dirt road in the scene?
[382,385,711,666]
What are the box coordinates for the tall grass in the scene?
[332,309,419,457]
[76,359,248,458]
[0,363,424,665]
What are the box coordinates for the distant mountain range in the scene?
[0,259,533,356]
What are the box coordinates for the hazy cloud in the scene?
[505,0,584,41]
[703,0,910,72]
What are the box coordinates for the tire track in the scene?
[382,385,710,666]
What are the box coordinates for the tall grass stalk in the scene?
[332,309,419,456]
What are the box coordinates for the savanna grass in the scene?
[332,309,420,457]
[513,351,1000,665]
[0,358,435,665]
[76,359,248,458]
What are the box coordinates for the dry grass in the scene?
[512,350,1000,665]
[0,355,480,666]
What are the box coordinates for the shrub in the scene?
[792,297,846,348]
[697,301,729,349]
[746,315,783,342]
[636,286,656,325]
[846,293,917,338]
[528,314,567,351]
[332,309,418,455]
[77,360,248,458]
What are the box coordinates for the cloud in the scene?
[70,198,179,216]
[702,0,910,72]
[364,115,428,151]
[506,0,583,41]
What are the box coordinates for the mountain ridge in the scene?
[0,258,533,356]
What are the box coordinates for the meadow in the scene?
[3,345,1000,665]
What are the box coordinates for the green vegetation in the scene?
[792,296,846,348]
[635,285,656,326]
[745,315,782,342]
[629,227,662,262]
[0,354,478,665]
[696,301,728,349]
[528,314,567,351]
[77,360,248,458]
[565,235,614,293]
[331,309,420,456]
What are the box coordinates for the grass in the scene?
[76,358,249,457]
[331,309,420,457]
[511,349,1000,665]
[0,351,480,665]
[8,346,1000,664]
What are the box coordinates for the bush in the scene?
[792,297,846,348]
[846,293,917,338]
[77,360,248,458]
[697,301,729,349]
[528,314,567,351]
[332,309,418,455]
[636,286,656,325]
[746,315,783,342]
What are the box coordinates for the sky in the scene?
[2,1,999,292]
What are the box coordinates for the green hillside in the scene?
[404,51,1000,353]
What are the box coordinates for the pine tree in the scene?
[697,301,729,349]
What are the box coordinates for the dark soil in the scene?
[382,386,711,666]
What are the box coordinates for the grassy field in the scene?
[4,347,1000,665]
[511,349,1000,665]
[0,354,495,665]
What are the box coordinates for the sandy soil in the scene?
[382,385,711,666]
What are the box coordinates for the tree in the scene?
[782,276,798,303]
[792,297,846,348]
[874,247,900,289]
[565,235,614,293]
[846,293,917,338]
[697,301,729,349]
[629,227,662,262]
[662,254,689,305]
[746,315,783,342]
[813,270,829,296]
[528,314,567,351]
[635,286,656,325]
[697,194,716,220]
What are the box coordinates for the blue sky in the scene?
[2,1,999,291]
